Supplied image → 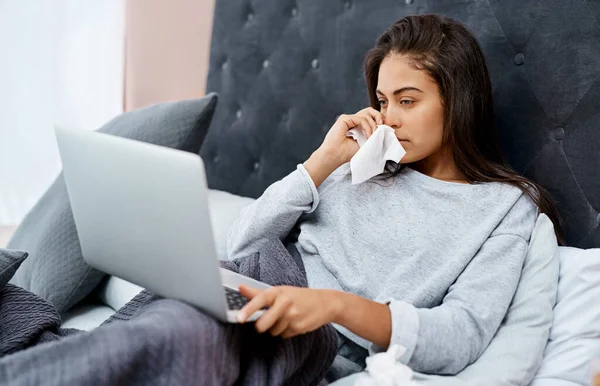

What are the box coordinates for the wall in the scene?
[124,0,215,110]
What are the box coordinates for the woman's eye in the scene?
[378,99,387,107]
[400,100,413,106]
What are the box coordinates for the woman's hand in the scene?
[304,107,384,188]
[321,107,384,165]
[237,285,340,339]
[238,284,393,348]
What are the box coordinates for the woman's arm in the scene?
[303,148,340,189]
[228,109,381,260]
[226,149,334,260]
[237,285,392,348]
[329,290,392,348]
[238,232,528,374]
[389,233,529,374]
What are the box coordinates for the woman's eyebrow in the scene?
[376,86,424,96]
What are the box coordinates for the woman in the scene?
[228,14,563,379]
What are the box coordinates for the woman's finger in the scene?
[269,317,290,336]
[357,115,375,139]
[341,114,375,139]
[366,107,384,125]
[368,115,378,135]
[340,115,359,130]
[358,107,383,126]
[254,295,292,333]
[238,287,276,323]
[238,285,261,300]
[281,328,299,339]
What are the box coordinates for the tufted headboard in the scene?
[199,0,600,249]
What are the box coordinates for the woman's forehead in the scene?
[377,54,437,94]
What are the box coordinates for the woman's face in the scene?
[376,53,446,166]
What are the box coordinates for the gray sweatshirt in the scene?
[227,163,538,375]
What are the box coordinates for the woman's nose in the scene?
[383,114,400,129]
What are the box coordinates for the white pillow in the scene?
[207,189,255,261]
[409,213,560,386]
[530,246,600,386]
[99,276,144,312]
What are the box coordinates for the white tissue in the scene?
[354,345,420,386]
[346,125,406,184]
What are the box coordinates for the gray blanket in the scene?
[0,239,337,385]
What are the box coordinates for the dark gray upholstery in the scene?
[201,0,600,248]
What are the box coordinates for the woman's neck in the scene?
[410,150,468,183]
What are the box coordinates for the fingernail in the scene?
[237,312,245,323]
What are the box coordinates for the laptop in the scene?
[54,127,270,323]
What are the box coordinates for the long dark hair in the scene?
[364,15,565,245]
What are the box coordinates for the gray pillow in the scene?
[410,214,559,385]
[0,249,27,288]
[8,94,218,313]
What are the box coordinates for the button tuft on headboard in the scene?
[514,53,525,65]
[554,127,565,140]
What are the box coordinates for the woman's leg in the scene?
[0,298,241,385]
[325,332,368,383]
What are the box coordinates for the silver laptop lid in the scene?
[55,127,228,321]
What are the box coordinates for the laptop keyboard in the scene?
[225,287,250,310]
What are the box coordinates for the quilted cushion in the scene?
[8,95,218,312]
[200,0,600,248]
[0,249,27,288]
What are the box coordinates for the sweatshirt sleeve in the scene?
[372,194,538,375]
[226,164,319,260]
